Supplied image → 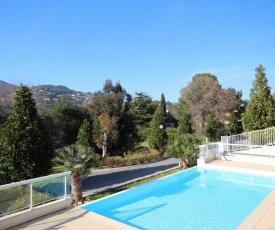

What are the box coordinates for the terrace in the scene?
[3,161,275,230]
[1,127,275,229]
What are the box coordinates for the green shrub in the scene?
[130,155,142,165]
[7,191,53,213]
[146,152,159,161]
[138,128,151,142]
[133,145,150,153]
[105,157,121,168]
[105,152,161,168]
[166,128,177,142]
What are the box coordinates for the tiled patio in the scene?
[10,206,136,230]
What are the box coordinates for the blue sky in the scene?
[1,0,275,103]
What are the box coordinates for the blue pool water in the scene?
[81,167,275,230]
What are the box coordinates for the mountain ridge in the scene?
[0,80,93,113]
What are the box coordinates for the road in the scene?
[82,157,179,196]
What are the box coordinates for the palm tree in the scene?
[54,145,99,205]
[167,134,200,168]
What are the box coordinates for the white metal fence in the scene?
[221,127,275,153]
[0,171,71,218]
[199,143,219,158]
[199,127,275,158]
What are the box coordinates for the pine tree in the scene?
[129,92,157,128]
[0,85,54,184]
[242,65,275,131]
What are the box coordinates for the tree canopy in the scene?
[89,80,137,156]
[180,73,241,134]
[205,115,218,141]
[129,92,158,129]
[226,111,242,135]
[192,73,218,83]
[177,112,194,134]
[47,96,90,149]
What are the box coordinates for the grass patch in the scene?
[0,186,29,213]
[84,167,181,203]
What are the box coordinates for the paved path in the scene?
[82,157,179,196]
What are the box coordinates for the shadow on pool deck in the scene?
[9,206,137,230]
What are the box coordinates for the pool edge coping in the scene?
[238,189,275,230]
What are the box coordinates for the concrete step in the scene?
[220,150,275,166]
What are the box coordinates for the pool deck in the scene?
[9,206,136,230]
[8,160,275,230]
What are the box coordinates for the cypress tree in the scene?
[76,119,93,148]
[242,65,275,131]
[0,85,54,184]
[148,108,167,151]
[160,93,166,118]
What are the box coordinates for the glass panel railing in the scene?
[0,171,71,218]
[0,184,30,216]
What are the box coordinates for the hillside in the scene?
[0,81,93,113]
[0,80,17,101]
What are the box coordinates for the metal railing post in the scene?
[64,175,67,200]
[30,183,33,210]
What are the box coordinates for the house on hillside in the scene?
[165,110,178,128]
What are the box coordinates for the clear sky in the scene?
[1,0,275,103]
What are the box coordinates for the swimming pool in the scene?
[81,166,275,230]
